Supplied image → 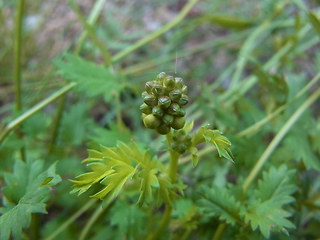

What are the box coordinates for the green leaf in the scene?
[200,14,253,30]
[198,186,241,226]
[110,199,147,239]
[243,165,297,238]
[0,160,61,240]
[244,201,295,238]
[54,53,121,101]
[192,125,233,162]
[71,142,177,206]
[308,12,320,36]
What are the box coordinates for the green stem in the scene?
[79,201,111,240]
[147,132,180,240]
[47,0,108,156]
[167,133,180,182]
[112,0,199,63]
[243,86,320,192]
[148,206,172,240]
[48,96,66,154]
[14,0,24,113]
[0,82,76,144]
[74,0,107,55]
[237,71,320,137]
[70,0,112,66]
[212,223,226,240]
[46,199,97,240]
[14,0,26,162]
[115,91,124,131]
[221,24,311,105]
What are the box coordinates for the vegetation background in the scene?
[0,0,320,239]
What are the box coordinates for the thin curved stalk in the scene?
[212,223,226,240]
[14,0,25,161]
[74,0,107,55]
[237,71,320,137]
[243,86,320,191]
[0,82,76,144]
[69,0,112,66]
[14,0,24,113]
[46,199,97,240]
[112,0,199,62]
[79,200,112,240]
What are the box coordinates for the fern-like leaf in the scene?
[243,165,297,238]
[198,186,241,226]
[54,53,121,102]
[0,160,61,240]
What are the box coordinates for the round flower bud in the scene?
[171,117,185,130]
[169,89,182,102]
[158,96,171,109]
[176,143,188,154]
[140,103,152,114]
[164,75,175,89]
[163,114,174,126]
[156,72,167,82]
[175,77,184,89]
[144,94,157,107]
[178,94,189,106]
[156,123,171,135]
[152,106,164,118]
[168,103,180,115]
[177,108,186,117]
[145,81,154,94]
[143,114,161,129]
[152,83,164,96]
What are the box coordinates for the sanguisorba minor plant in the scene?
[69,70,302,240]
[70,72,234,239]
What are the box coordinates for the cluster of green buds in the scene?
[140,72,189,135]
[172,129,192,154]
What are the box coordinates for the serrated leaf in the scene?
[198,186,241,226]
[71,142,177,206]
[192,126,233,162]
[54,53,121,102]
[255,165,297,205]
[244,201,295,239]
[243,165,297,238]
[0,160,61,240]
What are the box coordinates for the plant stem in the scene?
[0,82,76,145]
[79,201,111,240]
[14,0,24,113]
[112,0,199,63]
[237,71,320,137]
[74,0,107,55]
[46,199,97,240]
[243,86,320,192]
[147,132,180,240]
[69,0,112,66]
[48,96,66,154]
[212,223,226,240]
[167,133,180,183]
[14,0,26,161]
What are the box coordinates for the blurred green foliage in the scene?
[1,0,320,239]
